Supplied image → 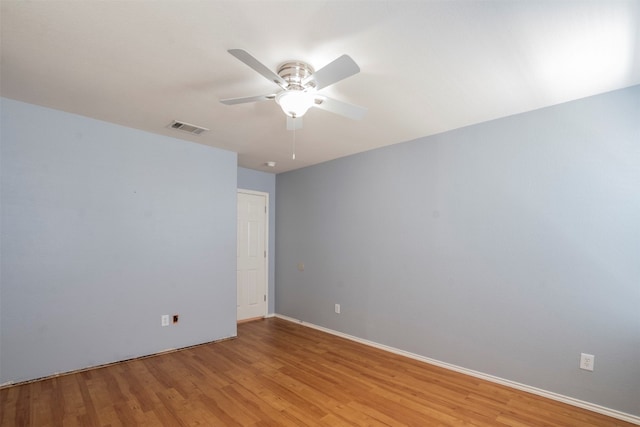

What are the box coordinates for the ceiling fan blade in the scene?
[313,96,367,120]
[303,55,360,90]
[228,49,287,88]
[286,116,303,130]
[220,93,275,105]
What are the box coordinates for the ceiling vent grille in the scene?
[168,120,209,135]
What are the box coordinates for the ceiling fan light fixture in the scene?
[276,90,316,118]
[221,50,365,127]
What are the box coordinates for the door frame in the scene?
[237,189,269,320]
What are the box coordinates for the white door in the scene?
[237,191,268,321]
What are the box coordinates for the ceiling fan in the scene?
[220,49,367,130]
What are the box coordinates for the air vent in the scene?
[168,120,209,135]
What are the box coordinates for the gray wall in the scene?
[276,86,640,416]
[237,167,276,314]
[1,98,238,384]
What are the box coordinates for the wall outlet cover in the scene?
[580,353,595,371]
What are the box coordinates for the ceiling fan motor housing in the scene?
[277,61,315,90]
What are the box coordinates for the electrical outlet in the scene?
[335,304,341,314]
[161,315,170,327]
[580,353,594,371]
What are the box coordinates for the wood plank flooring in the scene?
[1,317,635,426]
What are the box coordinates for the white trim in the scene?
[237,189,269,197]
[0,335,238,390]
[274,314,640,425]
[237,189,269,319]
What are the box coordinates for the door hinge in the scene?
[264,295,266,302]
[265,206,267,214]
[264,250,266,258]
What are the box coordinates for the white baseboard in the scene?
[0,335,238,390]
[274,314,640,425]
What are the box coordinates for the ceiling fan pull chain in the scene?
[292,121,296,160]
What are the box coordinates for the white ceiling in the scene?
[2,1,639,173]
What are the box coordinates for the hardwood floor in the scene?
[1,317,634,426]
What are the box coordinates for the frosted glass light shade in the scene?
[276,91,315,118]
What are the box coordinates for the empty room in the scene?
[1,1,639,425]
